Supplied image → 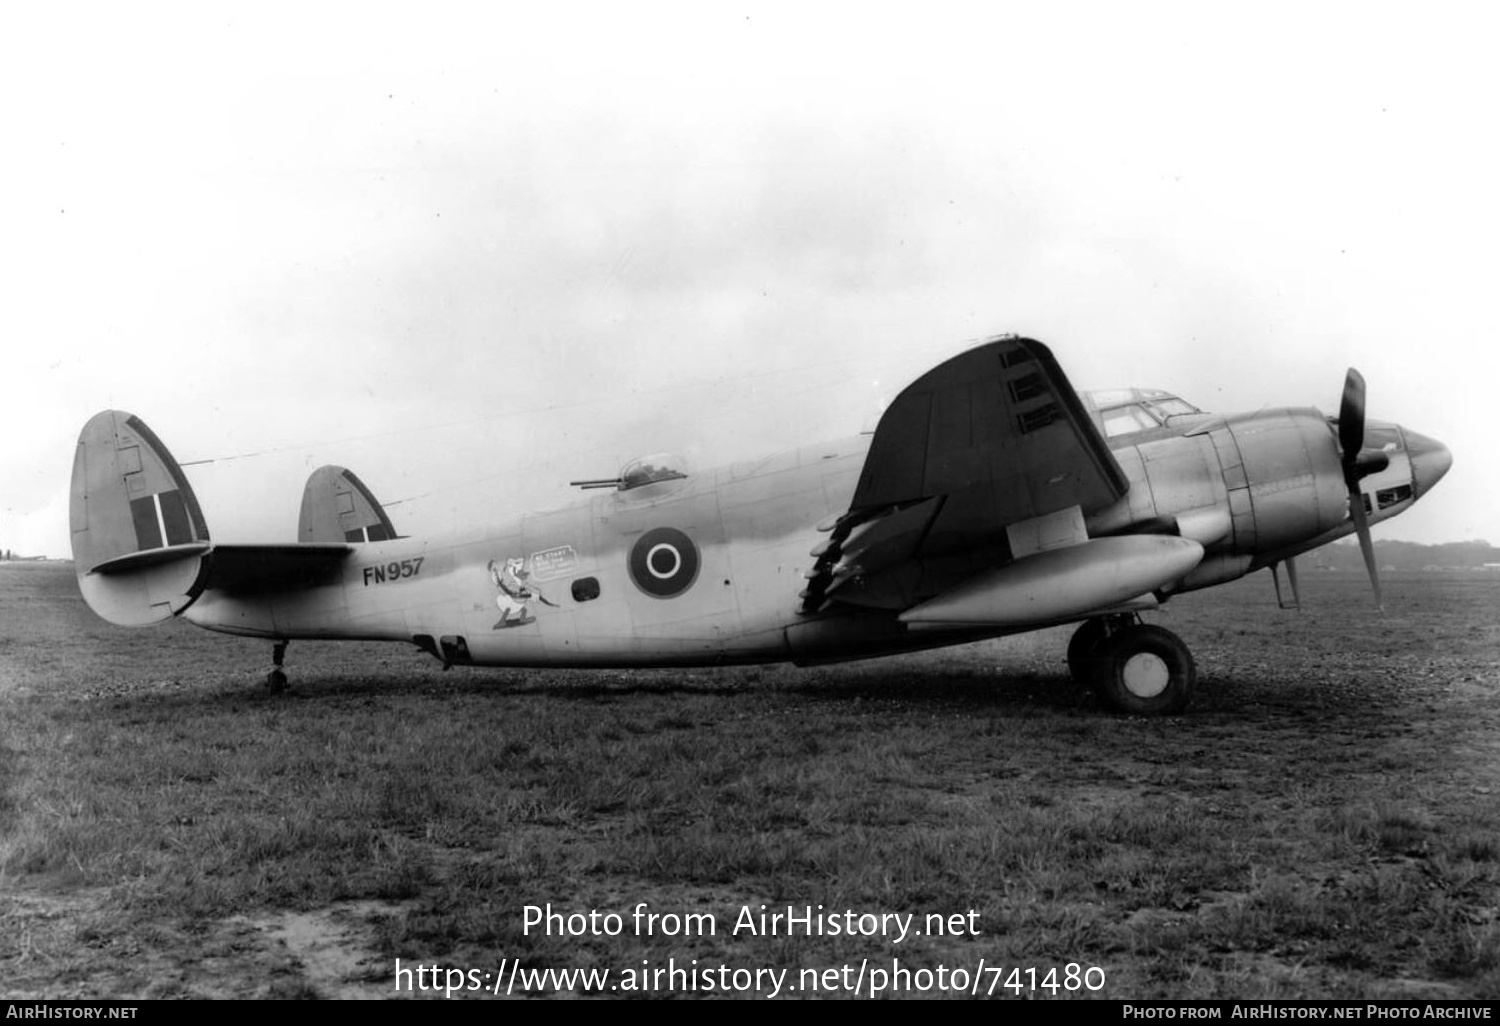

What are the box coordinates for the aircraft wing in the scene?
[803,336,1131,613]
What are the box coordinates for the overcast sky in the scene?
[5,3,1494,557]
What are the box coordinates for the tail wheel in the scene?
[265,640,289,693]
[1092,623,1196,716]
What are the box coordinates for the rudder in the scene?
[298,466,398,543]
[70,411,211,625]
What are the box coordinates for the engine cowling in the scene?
[1214,408,1348,554]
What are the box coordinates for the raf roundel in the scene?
[629,527,700,598]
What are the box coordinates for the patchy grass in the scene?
[1,561,1499,998]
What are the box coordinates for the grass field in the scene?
[2,560,1498,999]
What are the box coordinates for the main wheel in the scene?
[1091,624,1195,716]
[265,669,288,693]
[1067,618,1113,684]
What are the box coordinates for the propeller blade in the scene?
[1338,368,1366,466]
[1271,557,1304,610]
[1348,486,1384,611]
[1339,366,1382,608]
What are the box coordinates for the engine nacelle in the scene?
[899,534,1204,628]
[1086,408,1349,594]
[1217,408,1348,554]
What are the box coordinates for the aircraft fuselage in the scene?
[181,404,1445,669]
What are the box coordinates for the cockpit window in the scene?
[1102,405,1161,438]
[1148,398,1198,418]
[1083,387,1203,439]
[1087,388,1137,408]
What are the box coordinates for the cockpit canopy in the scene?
[1080,387,1204,439]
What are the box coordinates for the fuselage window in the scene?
[571,577,601,602]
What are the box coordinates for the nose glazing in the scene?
[1401,428,1453,498]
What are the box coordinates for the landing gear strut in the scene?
[266,640,289,693]
[1067,616,1196,716]
[1066,615,1124,683]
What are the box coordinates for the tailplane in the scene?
[298,466,398,543]
[70,411,211,625]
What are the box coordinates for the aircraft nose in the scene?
[1403,428,1453,498]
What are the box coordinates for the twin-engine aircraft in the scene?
[70,337,1451,714]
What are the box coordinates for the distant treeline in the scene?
[0,551,53,562]
[1308,539,1500,570]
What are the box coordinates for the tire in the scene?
[265,669,288,693]
[1091,624,1195,716]
[1067,618,1113,684]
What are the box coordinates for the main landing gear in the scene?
[265,640,289,693]
[1067,615,1196,716]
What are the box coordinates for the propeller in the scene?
[1338,368,1384,610]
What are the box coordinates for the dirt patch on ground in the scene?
[3,888,411,1000]
[239,901,407,999]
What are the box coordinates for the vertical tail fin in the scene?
[298,466,398,543]
[70,411,211,625]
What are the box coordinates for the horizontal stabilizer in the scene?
[207,543,351,592]
[90,543,212,575]
[71,411,212,625]
[299,466,398,543]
